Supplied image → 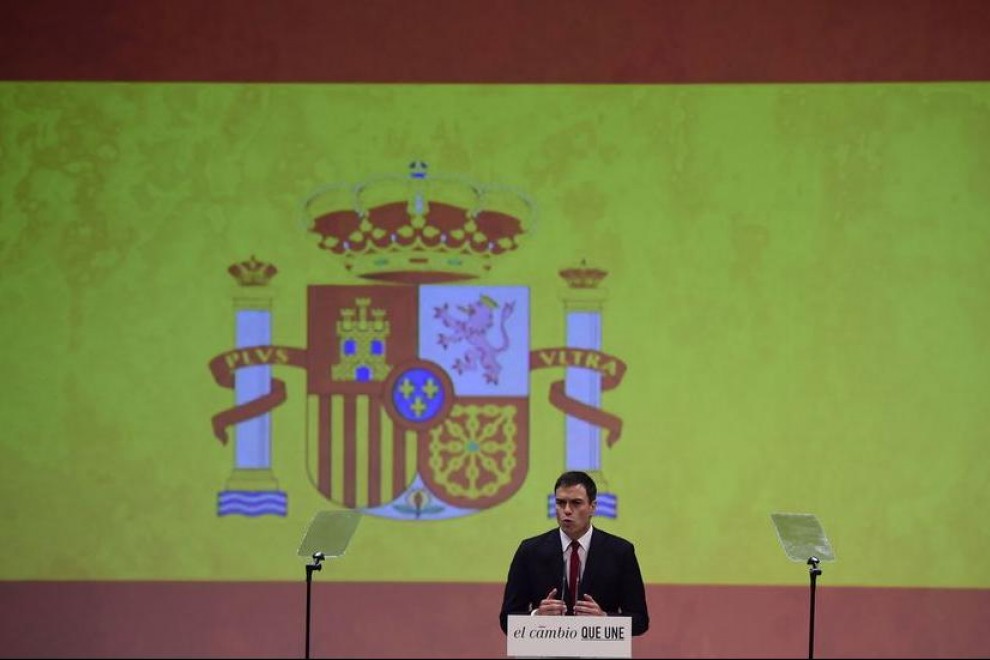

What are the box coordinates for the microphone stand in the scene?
[305,552,325,659]
[807,556,822,660]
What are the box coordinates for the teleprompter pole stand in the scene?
[807,556,822,660]
[305,552,325,659]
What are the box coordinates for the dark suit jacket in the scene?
[498,527,649,636]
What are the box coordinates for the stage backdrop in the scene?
[1,2,989,658]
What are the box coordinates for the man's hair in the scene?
[554,471,597,503]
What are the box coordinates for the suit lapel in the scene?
[538,529,564,594]
[582,529,607,597]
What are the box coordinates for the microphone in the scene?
[562,569,581,615]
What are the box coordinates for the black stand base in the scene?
[305,553,325,659]
[807,556,822,660]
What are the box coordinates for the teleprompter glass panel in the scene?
[297,510,362,559]
[770,512,836,563]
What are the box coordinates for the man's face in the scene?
[555,483,596,540]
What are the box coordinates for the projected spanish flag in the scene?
[1,2,988,657]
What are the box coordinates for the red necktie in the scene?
[568,540,581,611]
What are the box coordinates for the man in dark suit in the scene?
[498,470,650,636]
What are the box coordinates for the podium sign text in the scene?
[506,615,631,658]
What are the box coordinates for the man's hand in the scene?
[534,587,567,615]
[573,593,605,617]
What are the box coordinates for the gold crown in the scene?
[228,255,278,286]
[559,259,608,289]
[302,163,534,284]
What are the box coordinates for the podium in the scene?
[506,615,632,658]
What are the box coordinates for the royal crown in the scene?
[302,162,534,284]
[559,259,608,289]
[228,255,278,286]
